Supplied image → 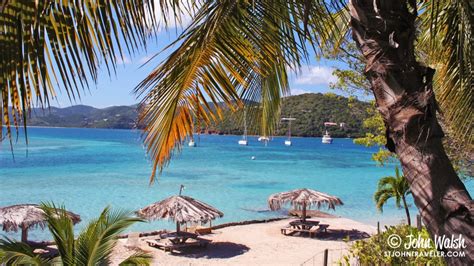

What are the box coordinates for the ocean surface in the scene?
[1,127,473,240]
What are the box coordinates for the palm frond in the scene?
[40,202,76,265]
[75,207,143,265]
[374,191,392,213]
[0,237,50,265]
[135,0,341,181]
[119,252,153,266]
[374,167,410,212]
[418,0,473,145]
[0,0,157,144]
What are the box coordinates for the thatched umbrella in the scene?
[137,185,223,233]
[268,188,343,222]
[0,204,81,242]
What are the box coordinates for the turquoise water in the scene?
[1,127,473,240]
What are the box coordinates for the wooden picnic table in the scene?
[146,231,212,252]
[289,220,320,230]
[161,231,199,244]
[281,220,329,237]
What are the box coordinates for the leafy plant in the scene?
[374,167,412,226]
[0,203,152,265]
[341,225,445,265]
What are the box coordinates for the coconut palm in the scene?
[374,167,411,226]
[0,0,157,143]
[0,203,152,265]
[1,1,473,264]
[133,2,473,264]
[348,3,472,264]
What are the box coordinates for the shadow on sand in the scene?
[176,242,250,259]
[315,229,371,241]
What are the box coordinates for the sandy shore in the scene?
[111,217,376,265]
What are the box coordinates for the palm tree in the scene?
[0,0,156,143]
[348,2,473,264]
[0,203,152,265]
[374,167,411,226]
[1,1,472,264]
[133,2,473,264]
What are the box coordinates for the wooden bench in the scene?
[281,227,313,236]
[281,225,292,235]
[309,224,329,237]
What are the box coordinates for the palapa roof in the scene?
[268,188,343,211]
[0,204,81,232]
[136,195,224,224]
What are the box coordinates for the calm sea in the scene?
[1,127,472,240]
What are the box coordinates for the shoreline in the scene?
[29,213,403,245]
[111,216,378,265]
[7,125,359,139]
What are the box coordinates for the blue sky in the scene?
[52,22,360,108]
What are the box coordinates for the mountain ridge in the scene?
[23,93,370,137]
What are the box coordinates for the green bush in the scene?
[341,225,445,265]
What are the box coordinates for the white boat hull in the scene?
[284,140,292,146]
[238,140,248,146]
[322,137,333,144]
[188,141,196,147]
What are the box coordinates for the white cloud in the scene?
[294,66,337,85]
[290,88,312,95]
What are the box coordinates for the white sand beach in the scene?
[112,217,376,265]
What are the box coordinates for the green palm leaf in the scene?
[75,207,144,265]
[0,237,50,265]
[119,252,153,266]
[1,204,145,265]
[374,167,410,213]
[418,0,473,145]
[40,202,76,265]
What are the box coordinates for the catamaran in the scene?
[238,109,248,146]
[282,117,296,146]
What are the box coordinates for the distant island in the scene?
[27,93,370,138]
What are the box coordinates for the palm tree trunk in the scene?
[402,195,411,226]
[349,1,473,264]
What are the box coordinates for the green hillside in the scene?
[208,93,370,137]
[26,93,370,137]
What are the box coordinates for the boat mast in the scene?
[288,118,292,141]
[282,117,296,141]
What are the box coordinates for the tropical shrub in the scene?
[341,225,445,265]
[0,203,152,265]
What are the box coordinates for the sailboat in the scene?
[238,109,248,146]
[282,117,296,146]
[258,136,270,147]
